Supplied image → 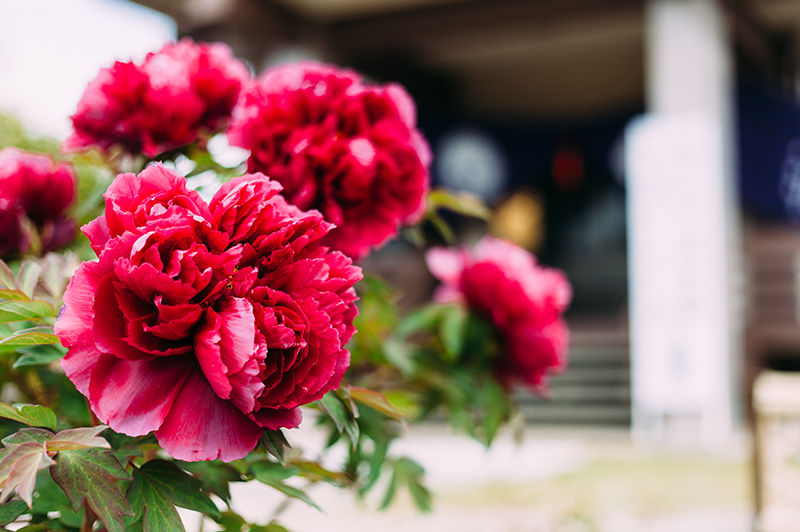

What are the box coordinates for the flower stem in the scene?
[80,502,96,532]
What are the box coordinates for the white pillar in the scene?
[625,0,742,448]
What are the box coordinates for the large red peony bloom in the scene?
[55,164,362,462]
[64,39,249,158]
[0,147,76,256]
[425,237,571,391]
[228,62,431,260]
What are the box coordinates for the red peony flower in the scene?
[55,164,362,462]
[0,147,76,256]
[425,237,571,391]
[228,62,431,260]
[64,39,249,158]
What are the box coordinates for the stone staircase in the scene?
[515,329,631,426]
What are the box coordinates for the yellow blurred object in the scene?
[490,190,545,252]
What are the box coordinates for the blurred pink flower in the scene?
[228,62,431,260]
[64,39,249,158]
[426,237,571,391]
[55,164,361,462]
[0,147,76,256]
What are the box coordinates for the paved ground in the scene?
[181,424,755,532]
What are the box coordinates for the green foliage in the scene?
[319,391,359,450]
[0,404,56,430]
[50,448,133,532]
[127,460,220,532]
[380,457,431,512]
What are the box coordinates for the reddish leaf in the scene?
[0,441,54,507]
[47,426,111,451]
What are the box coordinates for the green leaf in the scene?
[0,499,28,525]
[319,392,359,450]
[0,441,54,507]
[381,339,416,377]
[12,345,66,369]
[0,327,59,348]
[50,448,133,532]
[261,430,290,467]
[440,305,467,360]
[395,305,445,339]
[428,189,490,220]
[250,461,297,482]
[177,461,241,504]
[0,290,29,302]
[126,467,183,532]
[252,472,320,512]
[382,458,431,513]
[294,461,350,487]
[349,388,405,421]
[0,404,56,430]
[0,301,55,324]
[212,511,245,532]
[250,524,292,532]
[133,460,220,519]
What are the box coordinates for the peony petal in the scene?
[155,366,262,462]
[425,246,466,287]
[250,406,301,430]
[194,297,256,403]
[89,354,194,436]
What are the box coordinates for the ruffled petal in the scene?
[155,366,262,462]
[88,354,194,436]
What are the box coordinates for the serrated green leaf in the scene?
[349,387,405,421]
[0,404,56,430]
[319,392,358,450]
[134,460,220,519]
[0,327,58,348]
[261,430,290,467]
[0,441,54,507]
[293,461,349,487]
[114,445,143,467]
[0,301,55,324]
[16,263,41,300]
[126,467,183,532]
[0,499,27,525]
[50,448,133,532]
[440,305,467,360]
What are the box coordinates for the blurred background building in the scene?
[117,0,800,443]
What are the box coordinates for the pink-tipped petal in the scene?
[155,367,262,462]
